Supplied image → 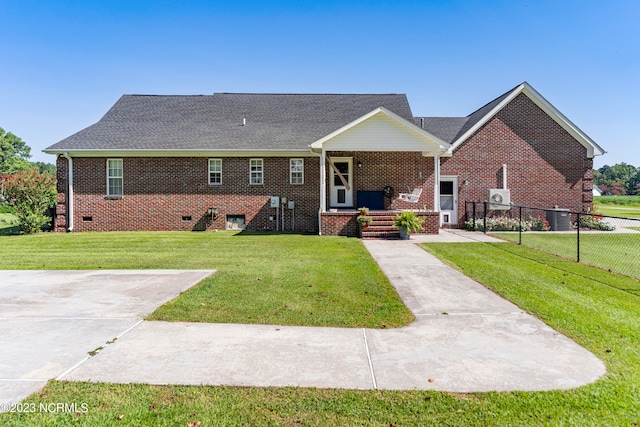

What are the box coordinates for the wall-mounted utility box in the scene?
[288,201,295,210]
[488,189,511,210]
[270,196,280,208]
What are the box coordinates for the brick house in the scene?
[45,82,604,236]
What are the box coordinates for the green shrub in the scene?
[393,211,425,233]
[579,214,616,231]
[1,169,56,234]
[466,216,550,232]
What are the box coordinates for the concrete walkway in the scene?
[59,230,606,392]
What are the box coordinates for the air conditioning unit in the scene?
[488,189,511,210]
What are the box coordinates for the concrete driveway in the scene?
[59,232,605,393]
[0,270,215,408]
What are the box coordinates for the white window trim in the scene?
[290,158,304,185]
[208,158,222,185]
[106,158,123,196]
[250,158,263,185]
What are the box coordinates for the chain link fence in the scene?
[464,201,640,280]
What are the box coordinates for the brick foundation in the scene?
[321,210,439,238]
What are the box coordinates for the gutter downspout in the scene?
[62,152,73,232]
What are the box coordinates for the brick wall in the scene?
[57,156,320,232]
[441,93,593,225]
[56,152,440,234]
[327,151,436,210]
[320,212,358,236]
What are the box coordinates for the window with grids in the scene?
[250,159,263,185]
[290,158,304,184]
[106,159,123,196]
[208,159,222,185]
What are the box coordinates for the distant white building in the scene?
[593,185,603,196]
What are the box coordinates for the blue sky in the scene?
[1,0,638,168]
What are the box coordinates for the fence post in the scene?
[483,202,487,234]
[473,202,476,231]
[576,213,581,262]
[465,201,468,229]
[519,206,522,245]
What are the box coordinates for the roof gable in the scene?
[311,107,449,152]
[448,82,605,158]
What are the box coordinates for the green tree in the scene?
[1,169,56,234]
[0,127,32,174]
[33,161,57,176]
[594,162,640,195]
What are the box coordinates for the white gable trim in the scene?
[310,107,449,154]
[450,82,605,158]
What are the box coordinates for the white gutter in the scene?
[62,152,73,231]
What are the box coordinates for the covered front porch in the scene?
[309,107,451,237]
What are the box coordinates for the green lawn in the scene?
[4,241,639,425]
[594,195,640,207]
[0,231,413,328]
[0,212,19,235]
[493,232,640,280]
[594,205,640,218]
[594,195,640,218]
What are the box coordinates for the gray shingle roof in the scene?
[414,117,470,143]
[414,84,521,144]
[46,93,415,152]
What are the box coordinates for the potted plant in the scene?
[358,207,369,216]
[357,215,372,228]
[393,211,425,240]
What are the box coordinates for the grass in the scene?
[0,231,413,328]
[593,206,640,218]
[493,232,640,280]
[3,241,640,425]
[595,195,640,207]
[595,195,640,218]
[0,212,20,235]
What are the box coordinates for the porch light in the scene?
[463,179,469,185]
[357,160,363,168]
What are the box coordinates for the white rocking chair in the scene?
[397,188,422,203]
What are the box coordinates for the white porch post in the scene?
[434,153,441,226]
[318,148,326,235]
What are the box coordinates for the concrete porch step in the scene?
[368,220,394,227]
[366,225,397,232]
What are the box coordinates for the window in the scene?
[208,159,222,185]
[250,159,263,185]
[106,159,123,196]
[290,158,304,185]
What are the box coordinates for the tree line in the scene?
[1,127,56,175]
[594,163,640,196]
